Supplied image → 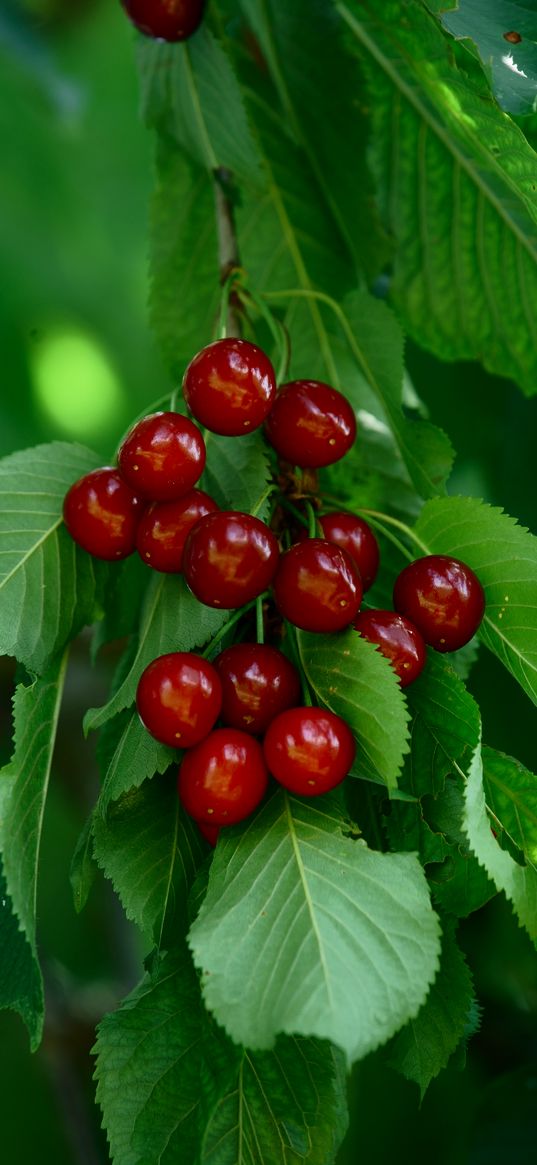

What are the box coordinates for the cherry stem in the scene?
[256,595,265,645]
[236,284,291,383]
[213,167,242,338]
[305,500,321,539]
[169,384,180,412]
[279,498,309,528]
[201,594,270,659]
[284,619,312,706]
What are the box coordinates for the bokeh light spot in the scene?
[30,326,124,438]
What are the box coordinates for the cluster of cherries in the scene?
[63,336,485,843]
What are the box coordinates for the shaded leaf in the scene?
[96,709,174,816]
[0,860,43,1050]
[482,744,537,861]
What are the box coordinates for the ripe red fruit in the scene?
[183,338,277,436]
[136,488,219,572]
[178,728,269,825]
[136,652,222,749]
[353,609,426,687]
[263,707,356,796]
[393,554,485,652]
[214,643,301,734]
[308,512,379,590]
[117,412,206,501]
[63,467,142,560]
[264,380,356,467]
[273,539,362,632]
[183,510,279,609]
[120,0,205,42]
[197,821,220,847]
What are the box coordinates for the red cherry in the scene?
[120,0,205,42]
[263,707,356,796]
[183,338,277,436]
[117,412,206,501]
[214,643,301,734]
[197,820,221,847]
[178,728,269,825]
[264,380,356,467]
[136,652,222,748]
[273,539,362,632]
[183,510,279,609]
[63,467,142,560]
[393,555,485,652]
[353,609,426,687]
[317,512,379,591]
[136,489,219,572]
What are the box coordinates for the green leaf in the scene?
[404,653,481,797]
[0,652,68,961]
[339,0,537,393]
[0,860,43,1050]
[84,575,228,732]
[139,30,263,187]
[483,744,537,860]
[0,442,107,673]
[149,143,220,379]
[92,772,204,947]
[96,709,174,816]
[414,496,537,706]
[95,947,348,1165]
[387,919,475,1098]
[201,429,273,519]
[236,0,389,277]
[441,0,537,115]
[189,791,441,1064]
[463,732,537,941]
[69,814,96,915]
[201,1037,348,1165]
[298,627,410,790]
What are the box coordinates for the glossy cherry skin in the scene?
[304,512,379,590]
[353,610,426,687]
[263,707,356,796]
[264,380,356,468]
[183,510,279,609]
[117,412,206,501]
[136,652,222,748]
[183,338,277,436]
[63,467,142,560]
[120,0,205,42]
[136,489,219,572]
[214,643,301,735]
[178,728,269,825]
[273,539,362,632]
[393,555,485,652]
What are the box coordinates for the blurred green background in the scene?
[1,1,536,1162]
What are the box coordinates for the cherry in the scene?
[183,338,277,436]
[183,510,279,609]
[120,0,205,42]
[393,554,485,652]
[264,380,356,467]
[263,707,356,796]
[117,412,206,501]
[63,467,142,560]
[178,728,268,825]
[214,643,301,734]
[136,488,218,573]
[273,539,362,632]
[197,820,220,847]
[136,652,222,748]
[304,512,379,590]
[353,609,426,687]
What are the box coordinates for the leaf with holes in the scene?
[189,791,441,1063]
